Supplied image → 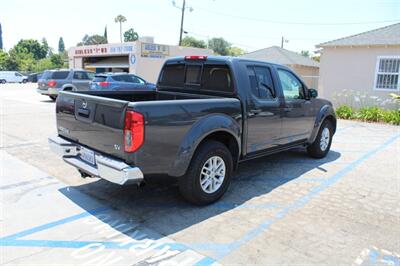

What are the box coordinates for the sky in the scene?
[1,0,399,54]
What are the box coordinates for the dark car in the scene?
[27,72,43,83]
[49,56,336,205]
[90,73,156,91]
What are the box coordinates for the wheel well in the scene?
[325,115,336,133]
[199,131,240,169]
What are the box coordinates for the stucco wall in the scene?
[319,46,400,109]
[290,65,319,89]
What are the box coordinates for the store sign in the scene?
[141,43,169,58]
[74,44,135,56]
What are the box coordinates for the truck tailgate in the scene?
[56,91,129,161]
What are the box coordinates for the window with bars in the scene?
[375,57,400,90]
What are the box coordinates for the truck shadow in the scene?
[59,149,340,238]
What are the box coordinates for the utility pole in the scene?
[281,36,288,48]
[179,0,186,46]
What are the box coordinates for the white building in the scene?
[68,37,213,83]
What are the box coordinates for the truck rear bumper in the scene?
[37,88,59,96]
[48,135,144,185]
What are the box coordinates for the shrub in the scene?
[336,105,354,119]
[381,110,400,125]
[335,105,400,125]
[356,107,382,122]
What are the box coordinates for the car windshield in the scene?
[93,76,107,82]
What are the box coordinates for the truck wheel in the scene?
[307,120,333,158]
[179,140,233,205]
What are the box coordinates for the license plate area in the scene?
[79,147,96,165]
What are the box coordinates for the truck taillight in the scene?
[124,111,144,153]
[48,80,57,87]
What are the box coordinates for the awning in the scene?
[84,57,129,68]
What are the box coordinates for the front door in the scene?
[246,65,282,154]
[277,68,315,144]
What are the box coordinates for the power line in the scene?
[193,6,400,26]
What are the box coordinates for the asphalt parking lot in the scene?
[1,83,400,265]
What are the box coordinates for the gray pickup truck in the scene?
[37,69,95,101]
[49,56,336,205]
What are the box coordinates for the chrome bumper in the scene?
[37,88,59,95]
[48,136,144,185]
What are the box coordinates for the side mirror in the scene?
[309,88,318,98]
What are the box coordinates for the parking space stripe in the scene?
[0,207,109,240]
[188,133,400,259]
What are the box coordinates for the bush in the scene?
[335,105,400,125]
[336,105,354,119]
[357,107,382,122]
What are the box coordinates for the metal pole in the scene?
[281,36,284,48]
[179,0,186,46]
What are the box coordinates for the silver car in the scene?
[37,69,95,101]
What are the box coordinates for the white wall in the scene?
[319,45,400,109]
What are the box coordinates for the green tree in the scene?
[0,22,3,50]
[58,37,65,53]
[12,39,47,60]
[301,50,310,57]
[77,34,107,46]
[227,46,245,56]
[123,28,139,42]
[208,37,231,56]
[114,15,127,43]
[0,50,8,70]
[181,36,206,48]
[104,26,108,43]
[41,38,50,57]
[50,54,64,68]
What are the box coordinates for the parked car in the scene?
[37,69,95,101]
[49,56,336,205]
[0,71,28,83]
[27,72,43,83]
[90,73,156,91]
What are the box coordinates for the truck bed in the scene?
[55,90,242,176]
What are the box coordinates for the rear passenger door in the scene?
[246,65,282,153]
[73,71,91,91]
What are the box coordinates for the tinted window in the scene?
[278,69,304,99]
[51,71,70,79]
[185,65,202,85]
[41,71,53,80]
[73,71,89,80]
[202,65,232,93]
[87,72,95,80]
[15,72,22,77]
[93,76,107,82]
[247,66,275,99]
[159,64,185,88]
[126,75,145,84]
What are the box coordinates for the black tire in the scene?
[307,120,333,158]
[0,79,6,84]
[49,95,57,101]
[22,79,27,83]
[179,140,233,205]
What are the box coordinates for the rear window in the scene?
[159,63,233,93]
[93,76,107,82]
[41,71,53,80]
[159,64,185,88]
[51,71,69,79]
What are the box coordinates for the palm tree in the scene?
[114,15,127,43]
